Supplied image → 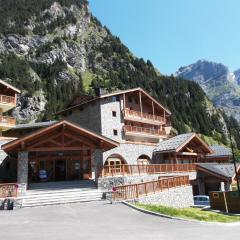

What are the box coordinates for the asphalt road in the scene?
[0,201,239,240]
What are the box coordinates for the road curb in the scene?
[122,201,240,226]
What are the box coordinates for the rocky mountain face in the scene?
[0,0,239,148]
[176,60,240,122]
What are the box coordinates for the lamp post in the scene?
[227,126,240,194]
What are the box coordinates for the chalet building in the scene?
[0,84,235,207]
[2,121,118,186]
[153,133,214,164]
[57,88,172,166]
[0,80,20,133]
[193,163,240,195]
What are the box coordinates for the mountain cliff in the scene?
[0,0,239,148]
[176,60,240,122]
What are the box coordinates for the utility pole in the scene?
[228,126,240,194]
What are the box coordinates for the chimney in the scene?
[95,87,106,97]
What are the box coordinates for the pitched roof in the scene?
[207,145,232,157]
[154,133,212,153]
[11,121,57,130]
[197,163,240,180]
[0,79,21,93]
[56,87,171,115]
[2,120,119,152]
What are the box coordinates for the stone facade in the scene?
[98,172,196,190]
[100,97,124,142]
[103,142,155,165]
[17,152,28,191]
[65,96,159,165]
[65,100,102,134]
[136,186,194,208]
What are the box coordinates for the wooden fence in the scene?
[112,175,190,201]
[0,183,18,199]
[101,164,196,177]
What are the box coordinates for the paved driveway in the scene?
[0,201,238,240]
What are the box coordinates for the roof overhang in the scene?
[176,133,213,154]
[2,120,119,152]
[55,87,171,116]
[0,79,21,94]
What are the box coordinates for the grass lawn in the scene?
[135,203,240,223]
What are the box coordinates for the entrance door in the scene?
[55,160,66,181]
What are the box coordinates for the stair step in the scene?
[26,188,100,196]
[18,180,103,208]
[22,198,104,208]
[23,193,102,202]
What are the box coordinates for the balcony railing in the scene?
[124,108,166,124]
[0,95,15,105]
[125,125,166,136]
[0,116,16,126]
[100,163,196,177]
[0,183,18,198]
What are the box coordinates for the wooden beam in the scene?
[64,132,96,148]
[139,91,143,119]
[152,101,155,120]
[26,146,92,152]
[123,93,126,111]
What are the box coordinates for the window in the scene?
[135,98,139,104]
[112,111,117,117]
[112,96,117,102]
[128,96,132,103]
[113,129,118,136]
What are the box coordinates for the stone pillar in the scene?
[17,151,28,194]
[197,178,205,195]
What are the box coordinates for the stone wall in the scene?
[64,101,102,134]
[136,186,194,208]
[103,142,156,165]
[100,97,124,142]
[98,171,196,190]
[17,152,28,188]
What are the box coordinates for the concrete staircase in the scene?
[20,180,103,208]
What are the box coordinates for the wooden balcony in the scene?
[100,163,196,178]
[0,116,16,130]
[0,94,16,112]
[124,108,166,125]
[124,125,166,138]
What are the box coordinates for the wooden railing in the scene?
[125,125,166,136]
[0,95,15,105]
[124,108,165,123]
[0,116,16,125]
[112,175,190,201]
[0,183,18,198]
[101,164,196,177]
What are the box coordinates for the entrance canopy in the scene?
[2,120,119,153]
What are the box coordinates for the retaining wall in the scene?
[135,185,194,208]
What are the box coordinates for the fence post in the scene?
[144,183,147,196]
[136,184,139,199]
[152,181,155,193]
[138,164,140,176]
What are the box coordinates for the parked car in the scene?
[193,195,210,206]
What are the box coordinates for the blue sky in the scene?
[89,0,240,75]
